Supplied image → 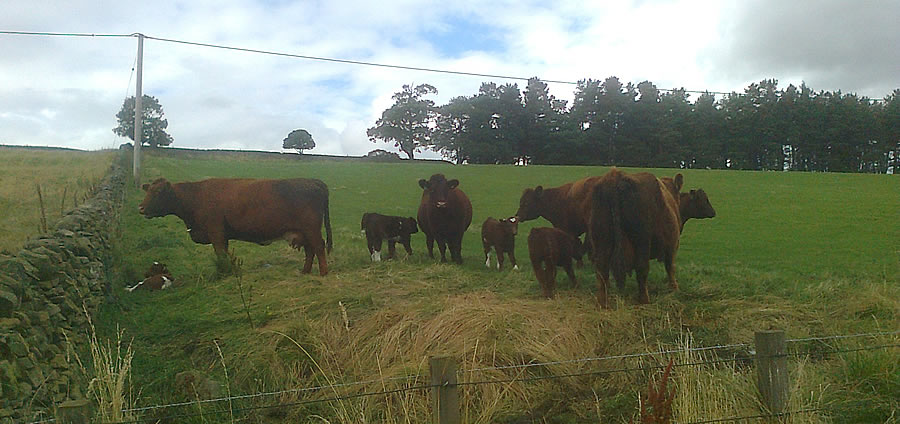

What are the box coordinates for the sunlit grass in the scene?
[96,150,898,423]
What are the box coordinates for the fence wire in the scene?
[26,331,897,424]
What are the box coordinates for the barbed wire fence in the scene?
[32,329,898,424]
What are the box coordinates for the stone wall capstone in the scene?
[0,156,126,422]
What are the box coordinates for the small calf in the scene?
[481,216,518,271]
[127,261,174,292]
[361,212,418,261]
[528,227,581,298]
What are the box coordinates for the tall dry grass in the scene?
[68,313,136,423]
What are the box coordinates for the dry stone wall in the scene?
[0,158,126,422]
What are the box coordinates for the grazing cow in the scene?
[417,174,473,264]
[127,261,174,292]
[360,212,418,261]
[589,168,682,307]
[528,227,581,298]
[515,175,605,264]
[481,217,519,271]
[139,177,332,275]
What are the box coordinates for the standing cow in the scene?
[360,212,418,261]
[481,217,518,271]
[589,168,681,306]
[417,174,472,264]
[139,177,332,276]
[515,175,605,265]
[528,227,581,298]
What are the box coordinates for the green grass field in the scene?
[0,147,115,253]
[95,150,898,423]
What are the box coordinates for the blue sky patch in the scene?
[420,16,505,57]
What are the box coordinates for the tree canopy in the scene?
[113,95,173,148]
[283,129,315,154]
[374,79,899,173]
[366,84,437,159]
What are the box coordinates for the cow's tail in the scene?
[611,173,634,288]
[324,189,333,254]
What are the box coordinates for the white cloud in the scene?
[1,0,896,156]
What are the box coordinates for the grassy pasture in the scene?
[97,150,897,423]
[0,146,115,253]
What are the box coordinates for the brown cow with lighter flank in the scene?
[481,216,519,271]
[589,168,682,307]
[528,227,581,298]
[515,175,605,264]
[139,177,332,275]
[361,212,418,261]
[417,174,473,264]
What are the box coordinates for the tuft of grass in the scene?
[68,312,136,423]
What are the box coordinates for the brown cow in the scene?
[481,217,518,271]
[528,227,581,298]
[417,174,473,264]
[139,177,332,275]
[515,175,605,264]
[589,168,681,306]
[361,212,418,261]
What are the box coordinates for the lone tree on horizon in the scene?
[113,95,174,148]
[283,129,316,154]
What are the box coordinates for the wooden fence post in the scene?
[56,399,92,424]
[430,356,460,424]
[755,330,788,416]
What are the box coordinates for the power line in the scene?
[0,30,734,95]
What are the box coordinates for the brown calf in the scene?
[481,217,519,271]
[528,227,581,298]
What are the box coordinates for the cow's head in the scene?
[144,261,171,278]
[682,189,716,219]
[402,217,419,234]
[139,178,178,218]
[515,186,543,221]
[501,216,519,236]
[418,174,459,209]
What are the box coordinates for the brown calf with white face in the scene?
[417,174,473,264]
[139,177,332,276]
[528,227,581,298]
[481,216,519,271]
[361,212,418,261]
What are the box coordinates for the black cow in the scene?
[361,212,418,261]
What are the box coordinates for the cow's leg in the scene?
[437,239,448,263]
[450,235,463,264]
[402,237,413,256]
[594,255,611,309]
[533,260,550,298]
[211,236,232,274]
[386,240,397,260]
[484,248,491,268]
[425,234,435,259]
[546,262,558,298]
[315,244,328,276]
[635,261,650,304]
[508,248,518,271]
[563,259,578,288]
[664,252,678,290]
[496,249,504,270]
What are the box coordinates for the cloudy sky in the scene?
[1,0,897,158]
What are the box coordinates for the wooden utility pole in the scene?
[133,33,144,187]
